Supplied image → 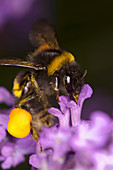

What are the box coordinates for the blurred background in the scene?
[0,0,113,169]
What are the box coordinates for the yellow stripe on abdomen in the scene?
[13,80,22,98]
[47,51,75,76]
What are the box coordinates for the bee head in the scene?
[56,61,86,103]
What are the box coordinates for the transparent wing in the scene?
[29,19,59,50]
[0,58,46,70]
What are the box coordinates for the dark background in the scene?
[0,0,113,169]
[57,1,113,118]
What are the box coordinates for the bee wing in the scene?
[29,19,59,50]
[0,58,46,70]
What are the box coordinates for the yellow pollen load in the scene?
[7,108,32,138]
[47,51,75,76]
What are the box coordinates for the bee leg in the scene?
[40,144,43,152]
[30,74,49,105]
[30,123,43,152]
[55,89,59,103]
[17,95,35,108]
[30,122,40,142]
[54,86,59,102]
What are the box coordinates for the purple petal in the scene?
[48,107,70,127]
[0,141,27,168]
[1,156,13,169]
[1,145,14,157]
[68,99,82,127]
[16,135,36,154]
[29,154,40,168]
[39,135,55,150]
[71,111,112,150]
[59,96,70,113]
[70,105,81,126]
[0,87,14,106]
[66,100,76,108]
[93,150,113,170]
[70,121,90,149]
[31,166,37,170]
[59,96,70,105]
[0,156,5,161]
[13,153,25,167]
[90,111,111,127]
[48,107,62,117]
[70,84,93,126]
[88,111,111,146]
[0,114,9,128]
[39,127,72,160]
[60,109,70,127]
[0,126,6,142]
[78,84,93,106]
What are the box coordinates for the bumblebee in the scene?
[0,19,86,141]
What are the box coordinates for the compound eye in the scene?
[65,75,74,93]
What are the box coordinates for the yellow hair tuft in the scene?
[47,52,75,76]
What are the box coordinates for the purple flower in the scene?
[0,135,36,169]
[29,84,113,170]
[0,142,25,169]
[92,150,113,170]
[0,87,36,169]
[70,84,93,126]
[29,84,94,169]
[40,127,72,159]
[30,110,113,169]
[0,87,14,142]
[71,111,112,150]
[48,84,93,127]
[29,154,40,169]
[48,103,70,127]
[0,84,113,170]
